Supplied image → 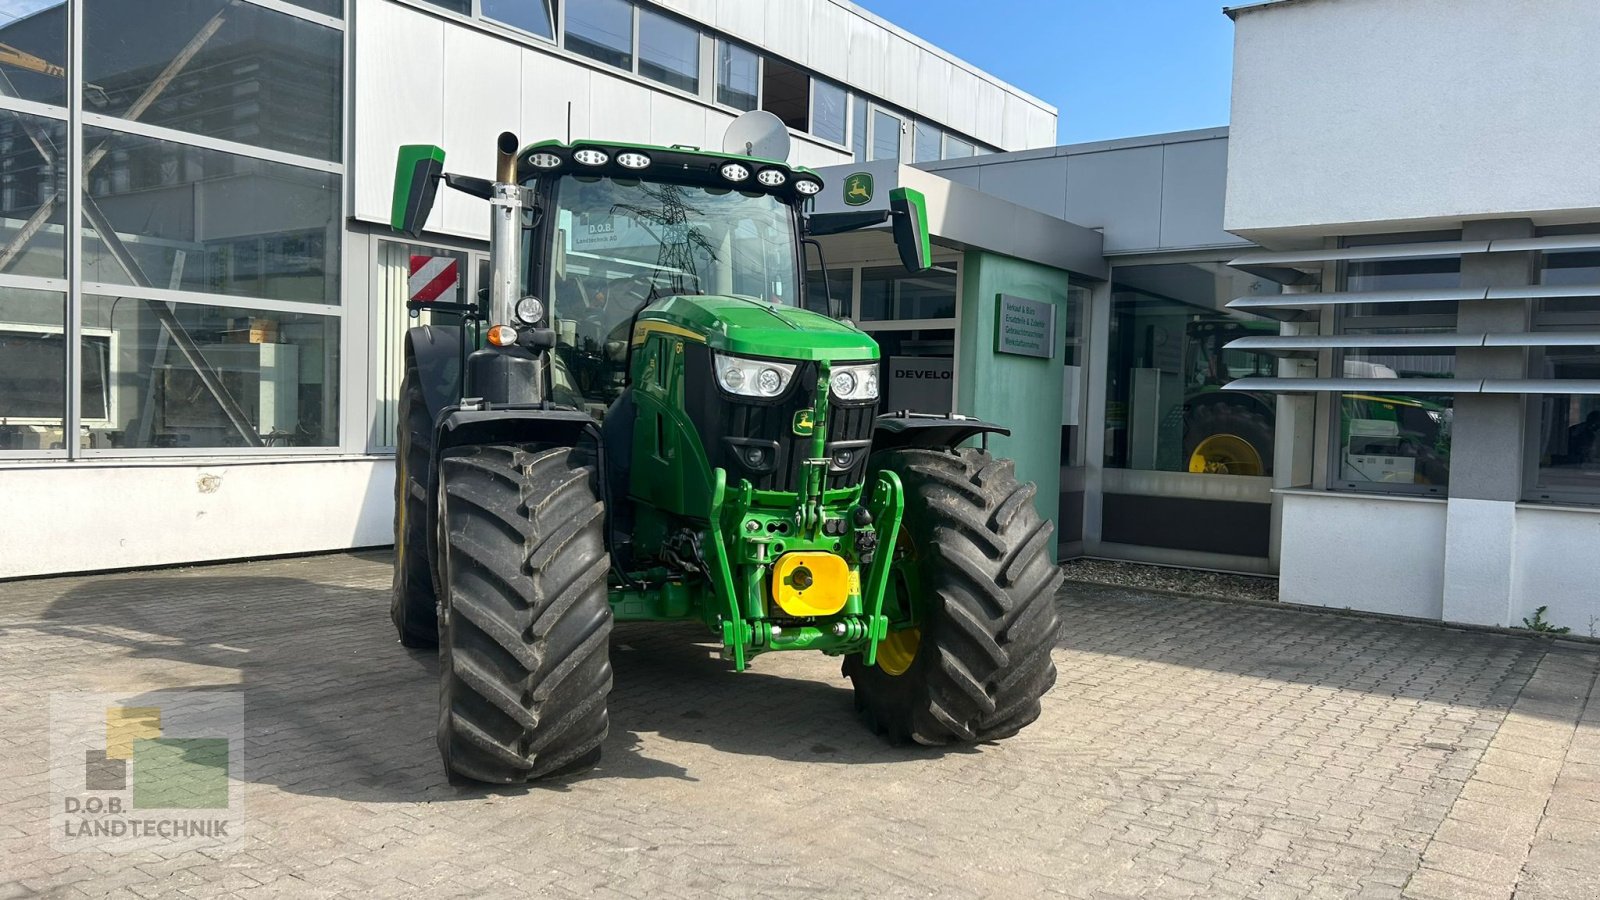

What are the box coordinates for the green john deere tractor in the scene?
[387,121,1063,783]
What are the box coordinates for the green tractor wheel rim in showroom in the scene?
[385,115,1063,783]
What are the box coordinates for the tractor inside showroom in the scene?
[387,113,1063,783]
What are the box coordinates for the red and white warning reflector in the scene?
[408,255,460,304]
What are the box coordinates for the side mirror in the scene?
[391,144,446,238]
[889,187,931,273]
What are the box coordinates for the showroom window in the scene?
[810,79,847,146]
[565,0,633,70]
[1104,263,1280,475]
[858,263,957,322]
[871,109,902,161]
[86,0,344,162]
[913,121,941,163]
[760,57,808,131]
[715,39,757,112]
[637,6,698,93]
[0,0,346,458]
[1528,247,1600,502]
[482,0,554,40]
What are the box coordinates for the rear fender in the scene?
[870,413,1011,453]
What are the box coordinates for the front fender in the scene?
[870,412,1011,453]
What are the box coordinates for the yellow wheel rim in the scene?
[1187,433,1264,476]
[877,627,921,676]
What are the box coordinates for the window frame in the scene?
[1523,244,1600,504]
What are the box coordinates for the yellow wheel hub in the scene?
[1188,433,1264,476]
[877,627,921,676]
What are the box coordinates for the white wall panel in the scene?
[649,93,710,150]
[914,54,951,125]
[806,0,850,82]
[1000,93,1030,150]
[882,35,920,111]
[1025,104,1056,150]
[1278,492,1447,620]
[763,0,810,67]
[0,460,394,579]
[1513,505,1600,639]
[945,68,979,138]
[589,71,653,144]
[1158,138,1241,249]
[844,14,887,97]
[353,0,446,228]
[1063,145,1163,252]
[440,26,523,235]
[715,0,764,44]
[972,80,1005,147]
[520,47,593,144]
[977,158,1067,219]
[1227,0,1600,239]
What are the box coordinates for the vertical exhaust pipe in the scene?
[496,131,519,184]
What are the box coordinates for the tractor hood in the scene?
[634,295,879,362]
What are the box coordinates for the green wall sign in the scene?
[994,293,1056,359]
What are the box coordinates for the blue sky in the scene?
[853,0,1237,144]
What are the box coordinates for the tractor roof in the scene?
[517,139,823,203]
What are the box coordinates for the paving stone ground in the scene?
[0,552,1596,899]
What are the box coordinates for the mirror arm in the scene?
[801,238,840,319]
[444,173,494,201]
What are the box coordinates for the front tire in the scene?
[845,448,1063,745]
[391,359,439,648]
[436,444,613,783]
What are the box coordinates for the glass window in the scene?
[82,127,341,305]
[913,121,941,163]
[876,329,954,415]
[546,176,799,412]
[715,40,756,111]
[858,264,956,322]
[372,241,470,450]
[0,286,67,450]
[871,110,900,161]
[415,0,469,11]
[85,0,344,162]
[0,109,67,279]
[811,79,846,145]
[1530,347,1600,499]
[805,267,850,317]
[1105,262,1281,475]
[80,295,339,449]
[637,7,697,92]
[483,0,554,39]
[851,96,868,163]
[565,0,633,71]
[944,135,975,159]
[1537,251,1600,319]
[1332,332,1454,489]
[761,57,808,131]
[0,1,67,107]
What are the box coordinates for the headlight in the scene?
[715,351,797,398]
[514,296,543,324]
[829,363,879,401]
[528,152,562,169]
[720,162,751,182]
[794,178,822,196]
[573,148,609,166]
[616,152,651,170]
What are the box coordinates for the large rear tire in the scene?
[436,444,613,783]
[845,448,1063,745]
[391,359,439,648]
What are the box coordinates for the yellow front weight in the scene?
[771,552,851,617]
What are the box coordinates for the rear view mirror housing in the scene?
[391,144,446,238]
[889,187,931,272]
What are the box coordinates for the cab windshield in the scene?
[544,175,800,412]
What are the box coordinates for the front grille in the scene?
[684,344,876,494]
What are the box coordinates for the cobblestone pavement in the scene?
[1,552,1597,899]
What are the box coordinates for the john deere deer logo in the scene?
[844,172,873,206]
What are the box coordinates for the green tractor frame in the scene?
[387,125,1063,783]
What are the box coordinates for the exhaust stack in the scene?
[496,131,519,184]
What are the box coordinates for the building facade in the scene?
[0,0,1057,578]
